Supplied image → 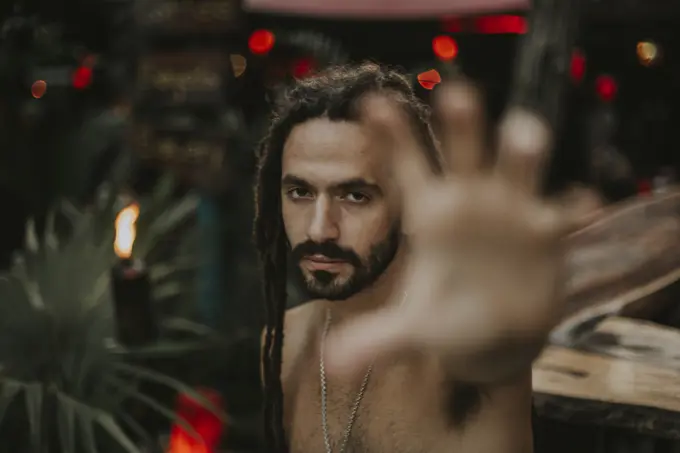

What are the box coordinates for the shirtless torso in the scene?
[280,303,534,453]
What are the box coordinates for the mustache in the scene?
[291,240,362,267]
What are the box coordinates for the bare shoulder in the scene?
[283,303,322,380]
[260,302,322,384]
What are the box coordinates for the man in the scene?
[254,63,590,453]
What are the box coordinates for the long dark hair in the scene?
[254,62,476,452]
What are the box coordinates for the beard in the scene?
[289,226,400,301]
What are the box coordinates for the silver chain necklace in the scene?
[319,308,373,453]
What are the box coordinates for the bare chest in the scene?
[284,355,450,453]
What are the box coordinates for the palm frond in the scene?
[0,173,217,452]
[56,393,77,453]
[107,376,203,444]
[0,380,23,426]
[112,363,228,423]
[24,383,43,450]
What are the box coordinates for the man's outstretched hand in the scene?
[324,82,598,382]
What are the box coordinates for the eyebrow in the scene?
[281,175,382,194]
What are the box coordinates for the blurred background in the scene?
[0,0,679,451]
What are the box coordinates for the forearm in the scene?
[439,299,558,384]
[442,334,547,384]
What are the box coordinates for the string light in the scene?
[595,75,618,103]
[570,49,586,84]
[31,80,47,99]
[230,54,247,77]
[432,35,458,61]
[72,66,93,90]
[249,29,275,55]
[417,69,442,90]
[637,41,659,66]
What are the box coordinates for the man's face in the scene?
[281,117,401,300]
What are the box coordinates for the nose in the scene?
[307,196,340,243]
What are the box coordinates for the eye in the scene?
[287,187,313,200]
[343,192,370,204]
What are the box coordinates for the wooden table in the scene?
[533,317,680,452]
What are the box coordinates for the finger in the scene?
[495,108,552,194]
[535,189,604,238]
[361,94,434,204]
[434,82,485,175]
[323,306,412,378]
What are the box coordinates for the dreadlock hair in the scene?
[254,62,480,452]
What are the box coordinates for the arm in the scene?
[438,297,559,384]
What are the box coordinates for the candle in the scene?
[111,203,158,347]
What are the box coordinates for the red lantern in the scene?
[168,388,224,453]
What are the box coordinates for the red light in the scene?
[168,389,223,453]
[82,55,97,68]
[72,67,93,90]
[31,80,47,99]
[417,69,442,90]
[475,15,527,34]
[638,179,652,195]
[441,17,462,33]
[249,29,275,55]
[292,58,315,79]
[570,50,586,84]
[595,75,617,102]
[432,36,458,61]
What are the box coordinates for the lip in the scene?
[306,254,345,263]
[303,255,346,270]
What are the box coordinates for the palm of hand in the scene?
[326,83,595,376]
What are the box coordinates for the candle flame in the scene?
[114,204,140,259]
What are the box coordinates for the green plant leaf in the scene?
[57,392,77,453]
[93,412,142,453]
[78,411,99,453]
[43,209,59,252]
[24,382,43,450]
[151,196,198,235]
[151,173,176,208]
[108,377,203,444]
[113,363,228,422]
[117,341,207,359]
[161,318,215,337]
[115,409,157,452]
[0,379,23,427]
[13,256,44,309]
[149,261,195,282]
[79,411,99,453]
[152,282,183,302]
[24,219,40,254]
[135,196,199,257]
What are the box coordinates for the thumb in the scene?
[323,307,413,378]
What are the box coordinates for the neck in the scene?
[323,246,408,325]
